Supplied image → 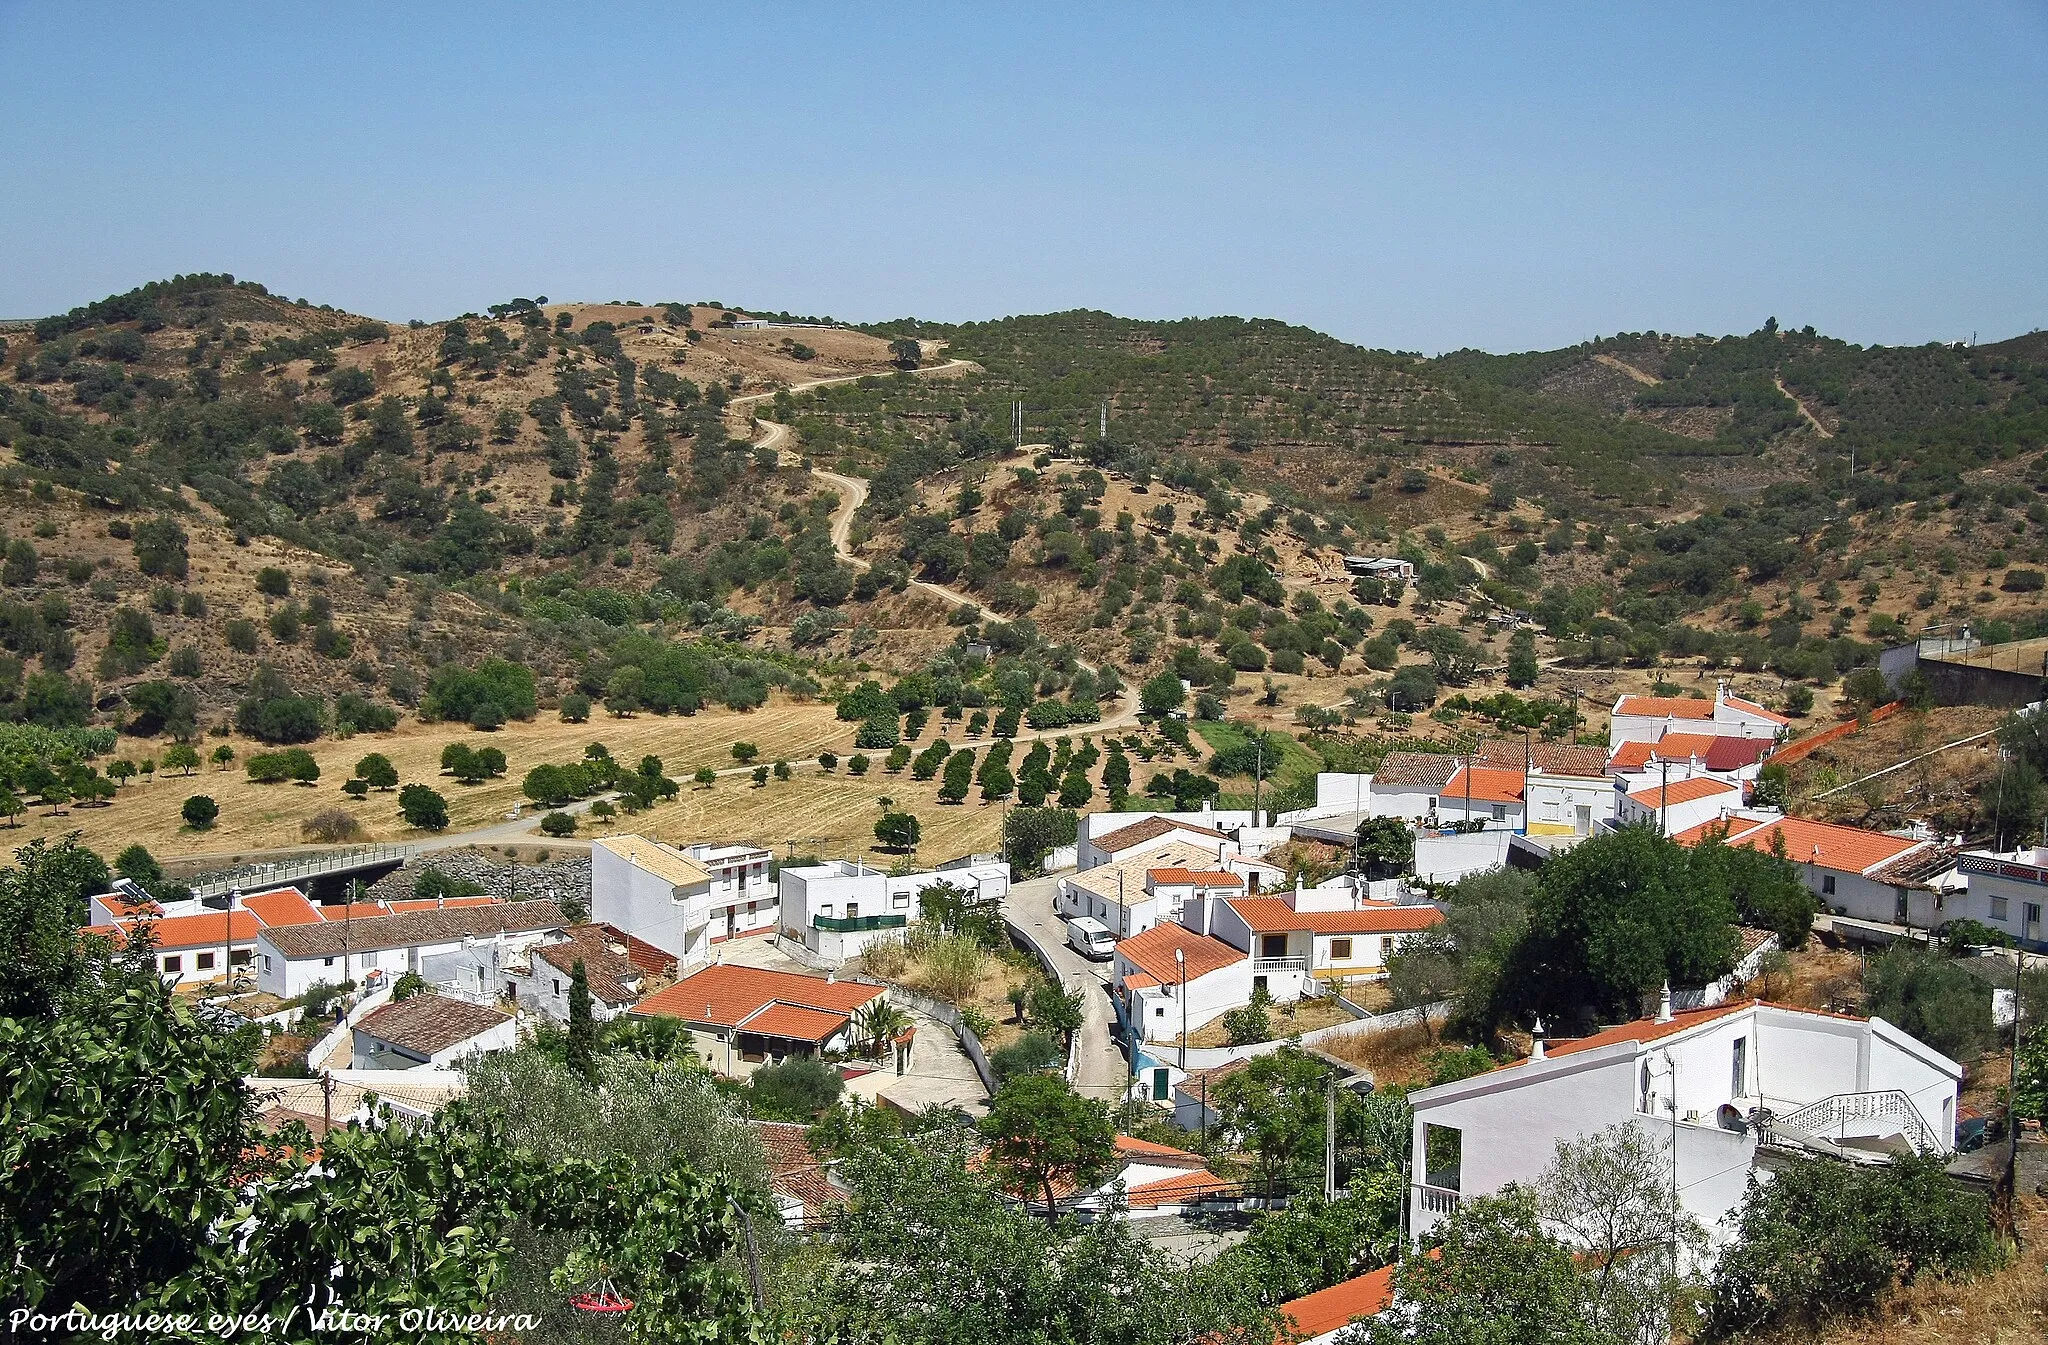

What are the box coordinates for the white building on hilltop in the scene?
[1608,682,1789,752]
[1407,996,1960,1252]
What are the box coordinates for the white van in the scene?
[1066,916,1116,961]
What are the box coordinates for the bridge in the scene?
[183,844,416,903]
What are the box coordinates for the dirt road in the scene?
[1775,377,1834,438]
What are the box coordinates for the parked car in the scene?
[1065,915,1115,961]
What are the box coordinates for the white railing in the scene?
[188,844,415,900]
[1414,1183,1462,1216]
[1771,1090,1941,1154]
[1253,956,1308,973]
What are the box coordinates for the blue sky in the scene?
[2,3,2043,352]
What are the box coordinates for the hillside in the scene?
[0,276,2043,855]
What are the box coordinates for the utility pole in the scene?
[1176,948,1188,1074]
[1324,1075,1338,1201]
[1659,760,1671,837]
[1253,736,1265,823]
[2000,946,2026,1245]
[320,1069,334,1135]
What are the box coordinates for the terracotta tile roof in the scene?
[103,909,265,951]
[596,834,713,888]
[385,896,499,915]
[1648,731,1720,760]
[1114,1134,1210,1167]
[1115,923,1246,987]
[1123,972,1160,991]
[1736,926,1777,957]
[1441,766,1526,806]
[1703,737,1775,771]
[257,899,567,958]
[532,925,644,1005]
[1614,694,1716,720]
[1173,1057,1254,1099]
[1676,814,1924,875]
[1279,1264,1399,1340]
[355,995,511,1057]
[1626,775,1737,808]
[1607,741,1655,771]
[1124,1167,1238,1208]
[1147,867,1243,888]
[1092,815,1229,855]
[239,887,325,927]
[1535,1002,1750,1062]
[1226,898,1445,936]
[1474,739,1609,778]
[97,892,162,918]
[742,1002,853,1043]
[1372,752,1463,790]
[599,922,679,977]
[1722,694,1790,725]
[634,964,883,1028]
[751,1120,843,1219]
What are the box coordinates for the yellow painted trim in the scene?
[1527,822,1579,836]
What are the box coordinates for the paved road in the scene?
[1004,872,1130,1102]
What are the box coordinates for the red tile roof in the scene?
[742,1002,853,1043]
[1124,1167,1238,1208]
[1474,739,1610,778]
[99,909,265,951]
[1114,1134,1210,1166]
[1092,816,1229,854]
[1703,737,1776,772]
[532,925,645,1005]
[1440,766,1526,806]
[240,887,325,928]
[1529,1002,1750,1063]
[384,896,499,915]
[634,964,883,1028]
[751,1120,843,1219]
[1614,694,1716,720]
[1147,867,1243,888]
[1115,922,1246,986]
[97,892,162,918]
[1674,814,1923,875]
[599,923,679,977]
[1626,775,1737,808]
[1607,741,1655,771]
[355,995,511,1056]
[1226,899,1445,936]
[1279,1264,1399,1340]
[1723,694,1790,725]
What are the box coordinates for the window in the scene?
[2029,903,2043,929]
[818,905,833,917]
[1260,934,1287,959]
[323,956,335,967]
[552,978,561,996]
[1991,896,2009,921]
[892,894,910,909]
[1731,1036,1748,1096]
[196,952,216,970]
[1821,874,1837,895]
[1490,803,1506,821]
[1155,1005,1167,1018]
[163,955,182,974]
[1330,938,1353,960]
[231,949,252,966]
[262,954,272,973]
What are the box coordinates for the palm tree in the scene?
[852,998,911,1059]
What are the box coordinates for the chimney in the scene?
[1715,679,1729,707]
[1655,981,1673,1024]
[228,887,243,911]
[1530,1017,1546,1061]
[826,970,835,983]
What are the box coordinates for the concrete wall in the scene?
[1413,831,1513,885]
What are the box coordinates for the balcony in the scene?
[1414,1183,1462,1217]
[812,912,908,934]
[1253,956,1308,974]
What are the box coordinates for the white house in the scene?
[1343,556,1416,582]
[1613,774,1743,836]
[632,964,889,1075]
[1113,921,1254,1044]
[1607,683,1789,751]
[777,857,1011,963]
[1434,765,1526,831]
[1607,733,1774,783]
[588,834,718,969]
[1016,1134,1239,1222]
[511,924,647,1023]
[1672,812,1952,930]
[349,994,518,1070]
[1077,813,1241,871]
[1054,840,1269,938]
[253,900,567,999]
[1949,849,2048,949]
[1364,754,1464,822]
[1522,765,1616,840]
[1407,996,1961,1250]
[679,842,779,943]
[1194,883,1446,995]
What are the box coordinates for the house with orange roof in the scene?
[1055,840,1275,938]
[1273,1263,1399,1344]
[82,882,340,987]
[1433,765,1527,830]
[1112,920,1255,1045]
[1614,773,1742,836]
[1608,680,1789,752]
[632,963,888,1075]
[1195,880,1446,995]
[1671,811,1952,930]
[1406,993,1961,1251]
[981,1133,1240,1222]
